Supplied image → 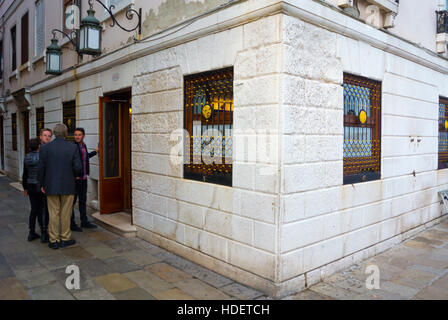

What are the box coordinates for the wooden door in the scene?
[99,97,124,214]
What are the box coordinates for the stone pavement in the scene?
[0,176,267,300]
[1,175,447,300]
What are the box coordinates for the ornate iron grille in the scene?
[35,107,44,137]
[439,97,448,169]
[184,67,233,186]
[343,74,381,184]
[63,101,76,142]
[11,113,17,151]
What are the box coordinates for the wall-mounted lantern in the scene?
[45,0,142,75]
[45,37,63,75]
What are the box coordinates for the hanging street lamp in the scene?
[45,36,63,75]
[45,0,142,76]
[78,5,102,55]
[45,29,77,75]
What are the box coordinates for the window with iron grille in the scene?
[35,107,44,137]
[438,97,448,169]
[11,113,17,151]
[63,101,76,142]
[343,73,381,184]
[184,67,233,186]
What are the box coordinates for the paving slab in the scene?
[27,282,74,300]
[145,262,192,283]
[76,258,115,277]
[83,245,119,260]
[220,283,264,300]
[113,287,156,300]
[151,288,195,300]
[413,285,448,300]
[14,267,58,289]
[122,249,162,267]
[0,278,30,300]
[73,287,116,300]
[94,273,137,293]
[123,269,175,294]
[103,256,141,274]
[174,278,232,300]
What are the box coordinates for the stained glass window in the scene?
[63,101,76,142]
[184,67,233,186]
[439,97,448,169]
[343,74,381,184]
[35,107,44,137]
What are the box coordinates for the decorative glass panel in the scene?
[63,101,76,142]
[35,107,44,137]
[343,74,381,184]
[184,67,233,186]
[103,102,120,178]
[438,97,448,169]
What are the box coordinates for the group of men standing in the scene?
[22,123,98,249]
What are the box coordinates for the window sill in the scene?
[18,61,31,73]
[32,54,45,65]
[9,69,18,80]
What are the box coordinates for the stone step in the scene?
[92,211,136,238]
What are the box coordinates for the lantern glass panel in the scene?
[50,54,60,71]
[79,27,85,50]
[88,27,100,50]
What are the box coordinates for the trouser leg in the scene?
[78,180,88,224]
[60,195,75,241]
[42,196,49,230]
[46,195,61,243]
[71,180,80,226]
[28,193,39,232]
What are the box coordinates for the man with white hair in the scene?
[38,123,82,249]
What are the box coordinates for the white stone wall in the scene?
[131,14,283,287]
[278,14,448,290]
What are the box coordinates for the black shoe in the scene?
[70,224,83,232]
[59,239,76,248]
[28,232,40,242]
[48,241,59,250]
[40,231,49,243]
[81,222,97,229]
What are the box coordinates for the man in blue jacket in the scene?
[70,127,98,231]
[38,123,82,249]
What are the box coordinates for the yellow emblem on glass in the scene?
[445,120,448,130]
[202,104,212,119]
[359,110,367,124]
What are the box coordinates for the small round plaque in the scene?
[359,109,367,124]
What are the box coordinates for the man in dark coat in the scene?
[71,127,98,231]
[22,138,43,241]
[38,123,82,249]
[38,128,52,243]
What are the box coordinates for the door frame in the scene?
[98,95,132,215]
